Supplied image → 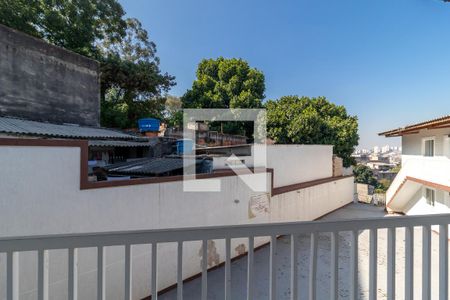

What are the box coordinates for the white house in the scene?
[379,115,450,215]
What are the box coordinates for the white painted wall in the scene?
[0,145,351,300]
[404,187,449,215]
[270,176,354,222]
[402,128,450,164]
[263,145,333,187]
[402,186,450,237]
[386,155,450,212]
[212,155,252,170]
[212,145,333,188]
[385,127,450,214]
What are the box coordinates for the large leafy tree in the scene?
[266,96,359,167]
[0,0,126,57]
[164,95,183,127]
[182,57,265,109]
[98,18,175,128]
[0,0,175,128]
[182,57,265,137]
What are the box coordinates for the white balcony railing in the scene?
[1,214,450,300]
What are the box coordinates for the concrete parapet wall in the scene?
[0,143,352,299]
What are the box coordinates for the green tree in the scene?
[390,164,401,173]
[182,57,265,137]
[98,18,175,128]
[353,164,378,186]
[266,96,359,167]
[182,57,265,109]
[0,0,175,128]
[0,0,126,57]
[101,87,167,129]
[374,178,391,193]
[164,95,183,127]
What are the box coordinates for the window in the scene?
[423,139,434,157]
[425,188,435,206]
[445,136,450,158]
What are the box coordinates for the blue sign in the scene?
[138,118,160,132]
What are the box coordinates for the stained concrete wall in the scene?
[0,25,100,126]
[0,145,353,300]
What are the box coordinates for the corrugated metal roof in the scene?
[379,115,450,137]
[0,116,140,140]
[88,139,159,148]
[106,157,201,175]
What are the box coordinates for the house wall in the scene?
[402,186,450,237]
[212,155,253,169]
[0,25,100,126]
[212,144,333,188]
[0,144,352,300]
[402,128,450,164]
[263,145,333,187]
[403,186,449,215]
[387,128,450,213]
[270,176,354,222]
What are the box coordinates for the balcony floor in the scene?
[160,203,439,300]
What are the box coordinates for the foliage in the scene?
[266,96,359,167]
[390,164,401,173]
[182,57,265,109]
[0,0,41,37]
[353,164,378,186]
[0,0,126,57]
[101,88,166,129]
[182,57,265,138]
[98,18,175,97]
[374,178,391,193]
[0,0,175,128]
[98,20,175,128]
[164,95,183,127]
[100,88,129,129]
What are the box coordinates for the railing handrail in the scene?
[2,213,450,252]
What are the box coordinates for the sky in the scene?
[119,0,450,149]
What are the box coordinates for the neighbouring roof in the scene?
[196,144,252,156]
[89,139,159,148]
[105,157,204,176]
[0,116,142,140]
[379,115,450,137]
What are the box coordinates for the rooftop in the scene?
[105,157,208,176]
[379,114,450,137]
[0,116,143,141]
